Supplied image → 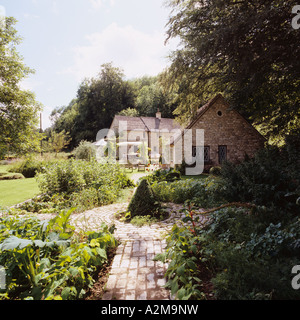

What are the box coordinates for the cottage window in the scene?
[218,145,227,164]
[192,146,210,163]
[204,146,210,162]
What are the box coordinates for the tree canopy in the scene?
[51,63,136,148]
[0,17,42,157]
[162,0,300,143]
[51,69,178,149]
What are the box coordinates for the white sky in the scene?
[1,0,178,128]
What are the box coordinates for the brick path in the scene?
[69,203,173,300]
[103,239,169,300]
[38,201,207,300]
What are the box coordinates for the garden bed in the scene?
[85,247,117,300]
[0,210,118,300]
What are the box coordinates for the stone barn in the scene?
[180,93,265,170]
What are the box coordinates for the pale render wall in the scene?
[190,97,265,166]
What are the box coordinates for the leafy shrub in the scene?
[155,226,206,300]
[37,159,122,195]
[69,188,100,212]
[151,177,223,207]
[160,204,300,300]
[0,210,117,300]
[174,159,187,176]
[127,179,159,217]
[9,159,44,178]
[151,180,197,203]
[34,160,132,212]
[158,139,300,300]
[166,171,181,181]
[209,166,221,176]
[115,171,136,189]
[155,205,212,300]
[219,147,299,213]
[142,168,181,184]
[69,185,120,211]
[37,160,86,194]
[73,140,97,161]
[202,207,300,299]
[16,194,68,214]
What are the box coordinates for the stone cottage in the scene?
[106,94,265,170]
[108,111,181,164]
[179,93,265,170]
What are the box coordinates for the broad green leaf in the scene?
[90,239,100,247]
[0,236,32,250]
[0,235,70,251]
[61,287,71,300]
[176,264,185,276]
[177,288,186,300]
[170,280,179,295]
[186,259,197,271]
[95,247,107,259]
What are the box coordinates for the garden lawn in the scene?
[0,178,40,207]
[0,164,13,174]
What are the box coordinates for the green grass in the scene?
[0,164,41,207]
[0,164,13,174]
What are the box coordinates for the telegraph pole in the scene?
[40,113,43,157]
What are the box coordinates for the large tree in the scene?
[50,99,80,149]
[54,63,136,147]
[130,75,177,118]
[51,68,179,148]
[163,0,300,143]
[76,63,136,142]
[0,17,42,157]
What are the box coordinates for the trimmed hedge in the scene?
[127,179,158,217]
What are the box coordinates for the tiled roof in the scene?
[111,115,182,132]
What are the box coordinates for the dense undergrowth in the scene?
[154,133,300,300]
[0,209,117,300]
[0,158,132,300]
[6,159,135,214]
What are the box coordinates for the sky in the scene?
[1,0,178,129]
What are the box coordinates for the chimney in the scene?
[156,108,161,119]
